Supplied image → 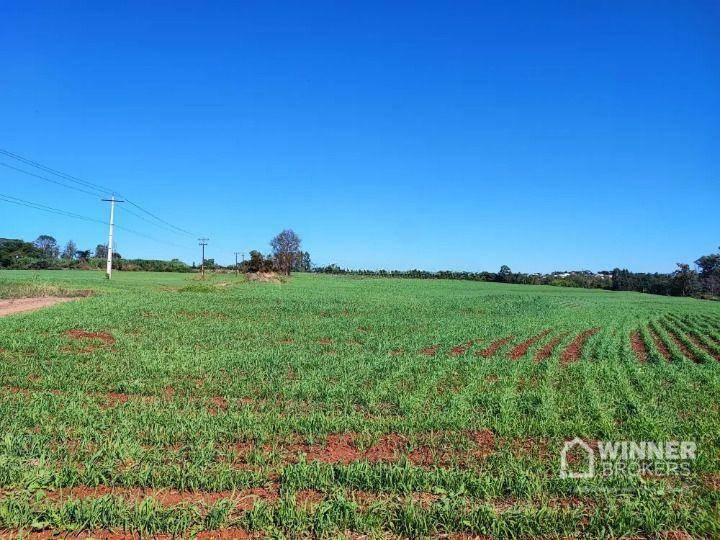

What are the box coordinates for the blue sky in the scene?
[1,1,718,272]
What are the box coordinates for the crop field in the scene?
[0,270,719,538]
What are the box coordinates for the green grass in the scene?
[0,269,718,538]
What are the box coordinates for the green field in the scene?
[0,270,719,538]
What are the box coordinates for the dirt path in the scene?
[0,296,77,317]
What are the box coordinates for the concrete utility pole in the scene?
[234,251,241,275]
[198,238,209,276]
[101,196,124,279]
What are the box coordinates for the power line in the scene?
[0,192,188,250]
[117,202,198,237]
[0,148,116,195]
[0,162,107,198]
[0,147,197,237]
[0,161,194,236]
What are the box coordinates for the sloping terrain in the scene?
[0,270,718,537]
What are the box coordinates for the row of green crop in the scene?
[0,487,717,538]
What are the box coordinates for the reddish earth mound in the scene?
[534,334,567,362]
[65,329,115,345]
[648,327,671,360]
[560,328,600,364]
[476,336,513,358]
[449,340,474,356]
[630,331,648,362]
[420,345,439,357]
[509,330,551,360]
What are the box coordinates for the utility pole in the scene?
[101,196,124,279]
[234,251,241,275]
[198,238,209,276]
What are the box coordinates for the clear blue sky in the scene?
[1,1,718,272]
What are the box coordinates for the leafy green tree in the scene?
[695,248,720,296]
[671,263,700,297]
[498,265,512,282]
[0,238,42,267]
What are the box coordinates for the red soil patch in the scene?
[303,433,358,463]
[293,431,496,466]
[364,434,407,461]
[279,338,294,344]
[702,473,720,491]
[420,344,439,357]
[630,331,648,363]
[46,485,278,510]
[560,328,600,364]
[663,532,694,540]
[648,327,671,360]
[317,338,333,345]
[509,330,551,360]
[389,348,405,356]
[686,334,720,361]
[476,336,513,358]
[65,329,115,345]
[534,333,566,362]
[665,329,700,362]
[294,489,326,507]
[0,296,81,318]
[208,396,229,414]
[195,529,254,540]
[449,340,474,356]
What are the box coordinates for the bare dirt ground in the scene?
[0,296,77,317]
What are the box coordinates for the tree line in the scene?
[313,248,720,300]
[2,233,717,299]
[0,229,311,275]
[0,236,193,272]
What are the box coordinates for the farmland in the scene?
[0,270,719,538]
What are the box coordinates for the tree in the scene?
[498,265,512,282]
[696,248,720,296]
[76,249,91,261]
[95,244,108,259]
[292,251,312,272]
[34,235,59,259]
[0,238,42,267]
[62,240,77,260]
[270,229,302,276]
[671,263,700,297]
[243,250,274,273]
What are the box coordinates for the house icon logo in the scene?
[560,437,595,479]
